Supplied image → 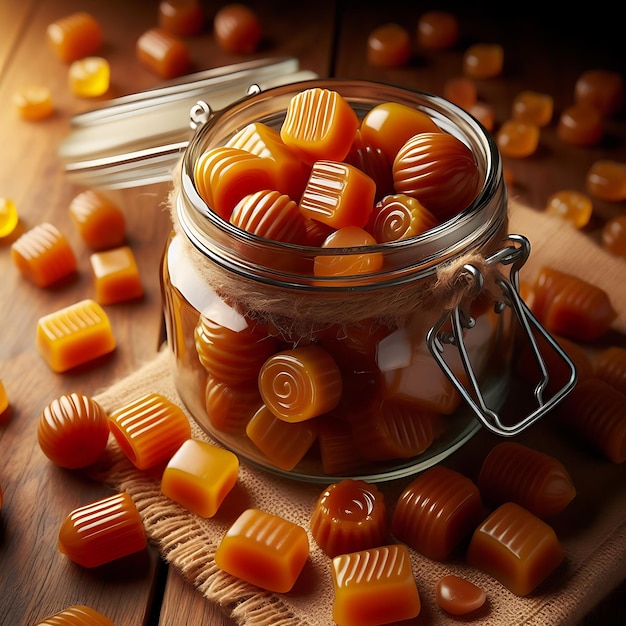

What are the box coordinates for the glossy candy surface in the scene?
[463,43,503,79]
[436,575,486,616]
[161,438,238,517]
[69,190,126,250]
[416,10,459,50]
[215,508,309,592]
[545,190,593,229]
[366,23,411,68]
[213,3,261,54]
[601,215,626,258]
[478,441,576,518]
[13,86,54,121]
[331,544,421,626]
[11,222,77,287]
[574,69,624,117]
[38,393,109,469]
[58,492,147,568]
[204,375,261,433]
[310,479,388,557]
[391,465,483,560]
[109,393,191,470]
[511,90,553,127]
[367,193,438,243]
[36,605,114,626]
[158,0,204,36]
[314,226,382,277]
[0,198,19,238]
[68,57,110,97]
[467,502,564,596]
[496,120,540,158]
[36,299,116,372]
[136,27,190,79]
[47,12,102,63]
[345,136,394,202]
[90,246,144,304]
[585,160,626,202]
[557,104,603,146]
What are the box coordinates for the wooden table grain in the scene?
[0,2,623,625]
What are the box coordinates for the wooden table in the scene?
[0,2,624,624]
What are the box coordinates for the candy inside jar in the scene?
[161,79,575,482]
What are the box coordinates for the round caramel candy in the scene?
[416,10,459,50]
[496,120,540,158]
[557,104,604,147]
[368,193,439,242]
[436,575,486,616]
[574,69,624,117]
[213,3,261,54]
[545,190,593,229]
[367,23,411,68]
[463,43,503,79]
[601,215,626,258]
[585,159,626,202]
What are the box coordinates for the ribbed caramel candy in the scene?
[392,465,483,561]
[36,604,114,626]
[478,442,576,518]
[593,346,626,395]
[367,193,438,243]
[69,189,125,250]
[467,502,563,596]
[204,375,261,434]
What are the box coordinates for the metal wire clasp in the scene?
[426,234,577,437]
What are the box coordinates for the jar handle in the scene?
[426,234,577,437]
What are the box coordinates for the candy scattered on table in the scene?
[68,189,126,250]
[213,3,262,54]
[545,189,593,228]
[158,0,204,36]
[47,12,102,63]
[0,198,19,238]
[366,23,411,68]
[36,604,115,626]
[136,27,190,79]
[68,56,110,97]
[13,86,54,121]
[436,574,486,616]
[90,246,144,304]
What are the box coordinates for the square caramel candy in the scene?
[89,246,143,304]
[161,439,238,518]
[215,508,309,593]
[332,544,421,626]
[467,501,564,596]
[36,299,116,372]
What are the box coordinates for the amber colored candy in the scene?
[467,502,563,596]
[443,76,477,111]
[58,492,147,568]
[478,441,576,518]
[47,12,102,63]
[161,439,238,518]
[392,465,483,561]
[36,299,116,372]
[345,136,394,202]
[436,575,486,616]
[585,159,626,202]
[511,90,553,127]
[331,544,421,626]
[314,226,383,277]
[574,69,624,117]
[36,605,114,626]
[557,104,603,147]
[11,222,77,287]
[530,266,617,341]
[0,380,10,422]
[304,217,334,246]
[368,193,439,243]
[393,132,481,222]
[215,508,309,592]
[108,393,191,470]
[195,316,277,387]
[194,146,275,220]
[317,418,368,476]
[246,404,319,471]
[69,190,125,250]
[159,0,204,36]
[90,246,144,305]
[545,190,593,229]
[230,189,307,244]
[38,393,109,469]
[300,161,376,230]
[602,215,626,258]
[13,86,54,121]
[68,57,110,97]
[205,375,261,433]
[557,378,626,463]
[310,479,388,558]
[225,121,310,201]
[258,345,342,422]
[359,102,440,166]
[469,101,496,132]
[496,120,540,158]
[136,27,190,79]
[213,3,262,53]
[0,198,19,238]
[366,23,411,68]
[416,10,459,50]
[593,346,626,395]
[463,43,504,79]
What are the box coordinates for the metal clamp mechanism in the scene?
[427,234,577,437]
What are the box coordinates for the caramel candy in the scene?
[69,189,125,250]
[90,246,144,304]
[215,508,309,593]
[161,439,238,518]
[310,479,388,558]
[478,442,576,518]
[317,418,368,476]
[0,380,9,420]
[436,574,486,616]
[593,346,626,395]
[36,604,114,626]
[204,375,261,434]
[392,465,483,561]
[467,502,564,596]
[136,27,190,79]
[331,544,421,625]
[47,12,102,63]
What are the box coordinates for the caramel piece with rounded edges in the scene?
[36,299,116,372]
[205,375,261,434]
[575,69,624,117]
[68,57,110,97]
[416,10,459,50]
[215,508,309,593]
[467,502,563,596]
[463,43,503,79]
[258,345,342,422]
[310,479,388,558]
[136,27,190,79]
[512,90,553,127]
[478,441,576,518]
[314,226,382,277]
[392,465,483,561]
[161,439,238,517]
[557,104,603,146]
[159,0,204,36]
[90,246,144,305]
[436,575,486,616]
[12,222,77,287]
[38,393,109,469]
[345,134,394,202]
[69,190,126,250]
[368,193,438,242]
[280,88,359,164]
[109,393,191,470]
[602,215,626,258]
[367,23,411,68]
[496,120,540,158]
[0,198,19,238]
[47,12,102,63]
[213,3,261,54]
[593,346,626,395]
[36,604,114,626]
[545,190,593,228]
[332,544,421,626]
[586,159,626,202]
[13,86,54,121]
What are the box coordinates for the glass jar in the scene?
[161,79,575,482]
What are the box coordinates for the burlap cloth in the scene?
[92,200,626,626]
